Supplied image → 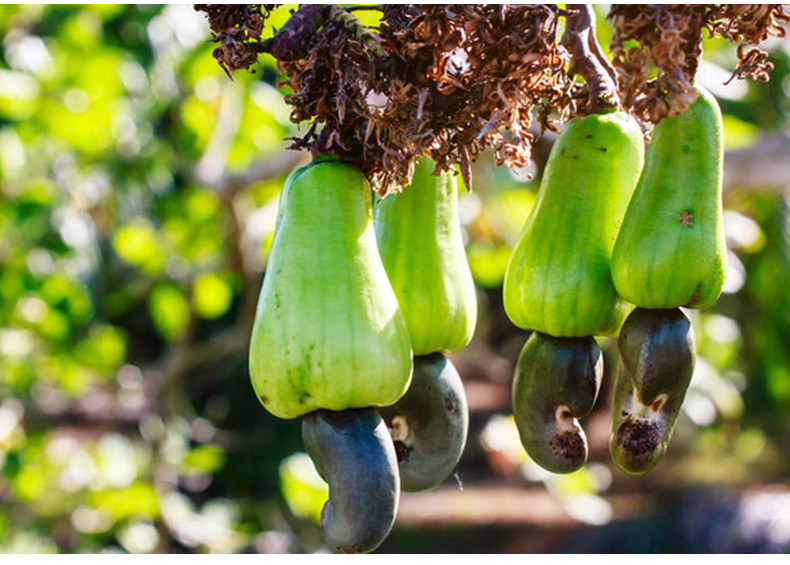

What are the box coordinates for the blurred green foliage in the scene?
[0,4,788,554]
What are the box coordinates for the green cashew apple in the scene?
[374,156,477,355]
[503,111,644,338]
[611,86,726,309]
[249,158,413,419]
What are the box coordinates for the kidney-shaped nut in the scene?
[512,332,603,474]
[302,408,400,554]
[379,353,469,492]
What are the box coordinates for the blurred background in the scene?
[1,4,790,554]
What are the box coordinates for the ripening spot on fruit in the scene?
[680,211,693,227]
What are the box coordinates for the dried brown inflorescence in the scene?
[195,4,788,191]
[279,5,575,194]
[195,4,277,76]
[709,5,790,84]
[608,4,790,123]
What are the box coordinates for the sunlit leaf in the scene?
[85,4,126,20]
[466,242,512,288]
[180,94,216,156]
[12,461,49,503]
[19,178,57,206]
[192,272,233,320]
[148,283,190,340]
[181,444,226,475]
[88,481,160,521]
[39,273,94,323]
[60,9,104,48]
[183,187,220,223]
[40,354,93,396]
[0,360,35,390]
[722,113,760,151]
[0,70,41,120]
[490,188,536,243]
[75,324,127,373]
[112,219,165,274]
[278,453,327,524]
[38,308,71,341]
[766,363,790,402]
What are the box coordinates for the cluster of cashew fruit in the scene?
[249,84,725,550]
[249,156,475,552]
[504,87,726,476]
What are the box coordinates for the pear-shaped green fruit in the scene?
[609,307,696,475]
[249,159,413,420]
[503,111,645,337]
[611,87,726,309]
[374,157,477,355]
[512,332,603,474]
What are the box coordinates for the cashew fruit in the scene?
[503,111,645,337]
[302,408,399,554]
[611,86,726,309]
[249,158,413,419]
[609,307,696,475]
[379,353,469,492]
[374,156,477,355]
[512,332,603,474]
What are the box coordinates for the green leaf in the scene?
[722,113,759,151]
[148,283,189,340]
[491,188,536,243]
[88,481,160,521]
[466,242,512,288]
[278,453,328,524]
[181,444,226,475]
[112,219,165,274]
[75,324,127,373]
[192,272,233,320]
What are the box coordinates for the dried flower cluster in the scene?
[708,5,790,83]
[194,4,277,76]
[195,4,789,191]
[280,5,574,193]
[608,4,790,123]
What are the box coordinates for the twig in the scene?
[258,4,328,61]
[562,4,620,112]
[208,150,306,199]
[193,80,245,187]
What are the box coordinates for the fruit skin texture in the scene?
[379,353,469,492]
[611,86,727,309]
[302,408,399,554]
[249,159,413,420]
[609,307,696,475]
[374,157,477,355]
[512,332,603,474]
[503,111,645,337]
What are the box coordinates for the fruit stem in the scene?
[562,4,620,112]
